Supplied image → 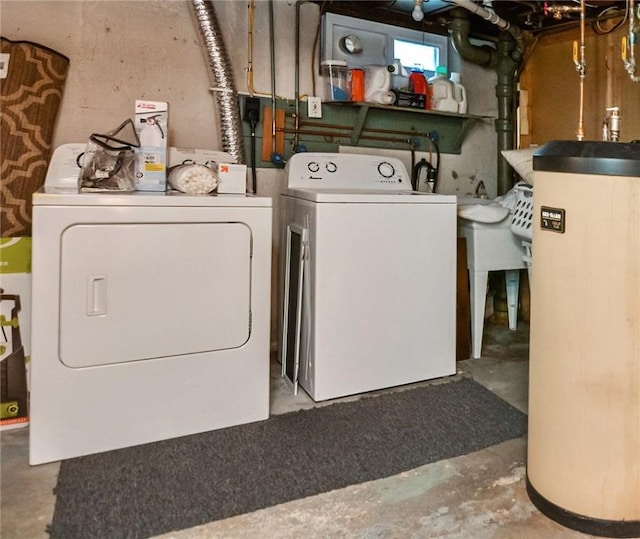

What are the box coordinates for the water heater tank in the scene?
[527,140,640,538]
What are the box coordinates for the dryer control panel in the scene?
[284,152,411,191]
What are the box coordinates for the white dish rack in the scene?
[510,183,534,281]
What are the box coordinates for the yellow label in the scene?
[145,163,165,172]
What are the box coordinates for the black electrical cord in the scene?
[243,96,261,193]
[409,134,440,192]
[426,134,441,192]
[412,158,435,192]
[591,3,628,35]
[249,116,258,194]
[411,155,418,190]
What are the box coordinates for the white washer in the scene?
[280,152,456,402]
[29,144,272,464]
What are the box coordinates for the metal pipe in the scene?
[277,127,415,145]
[247,0,255,95]
[630,0,636,66]
[294,1,309,152]
[574,0,586,140]
[189,0,245,164]
[624,0,640,82]
[299,119,423,137]
[269,0,277,158]
[495,34,519,194]
[544,4,582,19]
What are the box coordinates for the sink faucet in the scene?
[475,180,488,199]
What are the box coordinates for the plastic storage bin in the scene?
[321,60,349,102]
[510,183,534,282]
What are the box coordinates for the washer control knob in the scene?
[325,162,337,173]
[308,162,320,173]
[377,161,395,178]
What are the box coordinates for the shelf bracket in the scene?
[350,104,370,145]
[451,118,475,153]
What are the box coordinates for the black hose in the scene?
[426,135,441,192]
[250,118,258,194]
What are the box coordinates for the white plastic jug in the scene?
[364,65,393,103]
[449,72,468,114]
[428,66,458,113]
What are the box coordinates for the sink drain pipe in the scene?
[448,7,523,196]
[190,0,246,165]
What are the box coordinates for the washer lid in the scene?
[283,187,456,203]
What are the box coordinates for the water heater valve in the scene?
[602,107,621,142]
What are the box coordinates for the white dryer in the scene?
[29,144,272,464]
[280,152,456,402]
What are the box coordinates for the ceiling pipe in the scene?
[449,9,497,68]
[448,7,522,195]
[448,0,526,59]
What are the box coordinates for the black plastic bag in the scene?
[79,119,140,192]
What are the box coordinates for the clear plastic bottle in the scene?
[428,66,458,113]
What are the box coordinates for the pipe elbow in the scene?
[449,10,497,68]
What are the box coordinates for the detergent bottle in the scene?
[449,72,468,114]
[428,66,458,113]
[390,59,410,91]
[364,65,394,104]
[408,67,429,109]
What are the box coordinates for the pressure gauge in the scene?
[339,35,363,55]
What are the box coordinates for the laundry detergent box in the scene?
[134,100,168,191]
[0,238,32,430]
[217,163,247,194]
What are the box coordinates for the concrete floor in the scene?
[1,320,600,539]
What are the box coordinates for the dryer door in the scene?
[59,222,252,367]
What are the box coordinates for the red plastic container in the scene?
[409,69,430,109]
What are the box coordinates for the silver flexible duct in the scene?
[190,0,246,164]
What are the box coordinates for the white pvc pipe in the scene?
[450,0,510,30]
[449,0,525,54]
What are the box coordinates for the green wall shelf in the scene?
[241,96,493,168]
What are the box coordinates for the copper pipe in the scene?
[297,119,422,138]
[576,0,586,141]
[277,126,413,145]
